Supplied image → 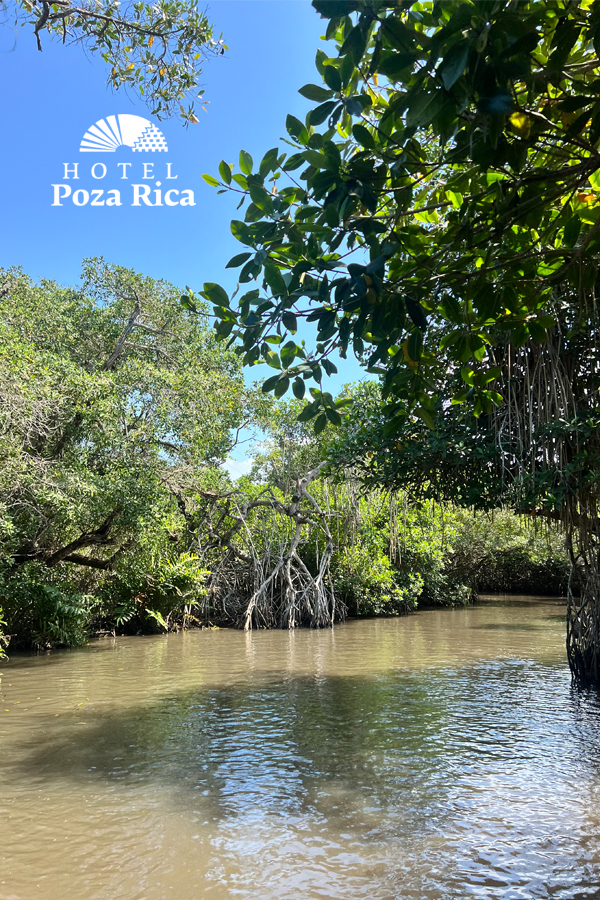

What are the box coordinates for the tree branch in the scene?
[44,509,121,567]
[101,294,141,371]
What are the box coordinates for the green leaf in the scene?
[146,609,168,631]
[265,349,281,369]
[226,252,252,269]
[244,202,264,224]
[345,97,364,116]
[451,388,470,405]
[297,403,318,422]
[280,341,297,367]
[382,413,407,437]
[299,83,334,102]
[314,412,328,434]
[262,374,281,393]
[340,24,368,66]
[239,150,253,175]
[408,329,423,361]
[202,174,220,187]
[309,101,337,126]
[263,263,287,297]
[461,366,476,386]
[438,40,469,90]
[282,311,298,332]
[381,16,412,52]
[248,182,273,213]
[440,296,463,324]
[240,260,260,283]
[528,321,548,343]
[445,190,463,209]
[202,283,229,306]
[325,407,342,425]
[283,153,305,171]
[352,123,376,149]
[415,406,435,429]
[564,215,581,247]
[218,161,232,184]
[406,90,445,129]
[377,52,415,80]
[405,296,428,331]
[286,114,307,141]
[323,65,342,92]
[274,377,290,398]
[303,148,326,168]
[258,148,280,177]
[215,321,234,340]
[180,295,197,313]
[312,0,361,16]
[231,220,254,245]
[292,377,305,399]
[535,315,555,328]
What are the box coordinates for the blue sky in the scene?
[0,1,365,474]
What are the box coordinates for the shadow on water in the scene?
[3,606,600,899]
[476,594,566,607]
[472,622,549,631]
[0,636,126,668]
[9,658,600,817]
[10,670,452,830]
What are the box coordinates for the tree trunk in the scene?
[566,539,600,688]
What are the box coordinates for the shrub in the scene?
[448,509,568,597]
[105,552,209,633]
[0,568,99,649]
[333,544,421,616]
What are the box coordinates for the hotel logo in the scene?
[52,114,195,208]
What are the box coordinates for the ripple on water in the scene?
[0,599,599,900]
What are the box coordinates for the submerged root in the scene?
[567,542,600,687]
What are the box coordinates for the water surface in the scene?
[1,597,600,900]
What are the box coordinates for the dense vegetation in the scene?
[0,262,566,655]
[247,399,568,617]
[0,261,249,650]
[200,0,600,685]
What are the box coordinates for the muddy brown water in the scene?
[1,596,600,900]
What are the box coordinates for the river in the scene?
[1,596,599,900]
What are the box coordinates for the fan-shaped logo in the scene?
[80,114,168,153]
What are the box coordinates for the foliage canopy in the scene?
[0,265,568,654]
[0,259,252,646]
[4,0,225,121]
[202,0,600,428]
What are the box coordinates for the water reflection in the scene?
[1,600,600,899]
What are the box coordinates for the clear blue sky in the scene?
[0,0,365,472]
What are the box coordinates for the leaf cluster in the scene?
[9,0,226,121]
[200,0,600,427]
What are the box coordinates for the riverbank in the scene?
[1,591,569,661]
